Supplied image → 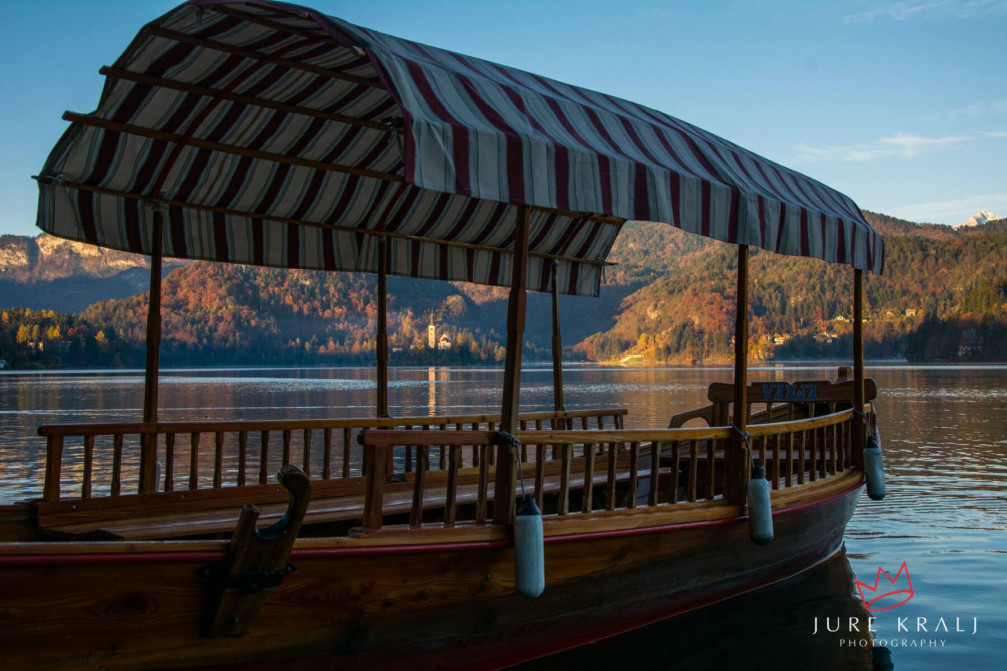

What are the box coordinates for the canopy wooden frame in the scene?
[35,0,880,512]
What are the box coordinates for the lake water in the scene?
[1,363,1004,669]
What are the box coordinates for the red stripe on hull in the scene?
[0,479,863,670]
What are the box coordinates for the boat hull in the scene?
[0,477,862,670]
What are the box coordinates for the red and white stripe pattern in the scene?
[36,0,882,299]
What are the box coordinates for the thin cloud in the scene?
[798,132,971,162]
[845,1,1007,22]
[979,130,1007,138]
[930,97,1007,120]
[883,193,1007,225]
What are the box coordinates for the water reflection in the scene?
[515,552,888,671]
[0,364,1004,668]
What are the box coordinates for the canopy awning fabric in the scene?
[36,0,884,297]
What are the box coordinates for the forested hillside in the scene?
[578,211,1007,362]
[2,211,1006,368]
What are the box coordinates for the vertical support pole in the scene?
[728,245,749,505]
[551,260,565,412]
[140,209,164,494]
[494,204,530,524]
[852,269,865,469]
[376,238,390,418]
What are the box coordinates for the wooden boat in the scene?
[1,1,887,668]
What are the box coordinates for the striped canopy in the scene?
[36,0,884,298]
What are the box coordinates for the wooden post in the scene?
[43,435,64,502]
[852,269,865,469]
[376,239,389,417]
[493,204,530,524]
[140,210,164,494]
[728,245,749,505]
[551,260,565,412]
[363,444,389,530]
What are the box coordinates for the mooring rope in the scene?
[498,431,528,497]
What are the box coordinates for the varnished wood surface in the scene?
[0,475,862,670]
[708,378,878,404]
[35,408,861,540]
[37,409,628,438]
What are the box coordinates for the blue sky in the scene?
[1,0,1004,237]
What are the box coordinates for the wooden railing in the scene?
[357,407,863,531]
[670,374,877,429]
[36,408,626,502]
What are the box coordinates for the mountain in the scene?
[4,209,1007,367]
[577,210,1007,362]
[957,211,997,228]
[0,234,182,313]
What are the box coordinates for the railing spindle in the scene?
[772,433,781,490]
[707,435,716,500]
[559,444,571,515]
[534,443,545,509]
[820,425,827,478]
[786,431,794,487]
[582,442,595,513]
[672,440,682,504]
[410,446,427,527]
[831,421,838,474]
[445,444,459,526]
[798,430,806,485]
[164,433,175,492]
[302,429,312,477]
[237,431,247,486]
[628,441,640,508]
[648,440,660,507]
[470,423,480,467]
[837,415,845,467]
[688,439,698,502]
[323,428,332,479]
[488,422,496,465]
[810,427,818,482]
[476,444,489,523]
[259,430,270,485]
[188,433,201,490]
[213,431,224,488]
[81,436,94,499]
[282,429,292,465]
[439,423,448,470]
[111,434,124,496]
[605,442,617,511]
[342,427,351,478]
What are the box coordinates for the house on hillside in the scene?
[437,334,452,350]
[958,329,984,358]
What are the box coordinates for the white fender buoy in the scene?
[513,494,545,598]
[864,430,886,500]
[748,463,774,545]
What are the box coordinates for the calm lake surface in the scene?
[1,364,1004,669]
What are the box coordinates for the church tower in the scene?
[428,315,436,349]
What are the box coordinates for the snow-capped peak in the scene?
[957,211,997,228]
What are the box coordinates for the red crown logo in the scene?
[855,561,914,612]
